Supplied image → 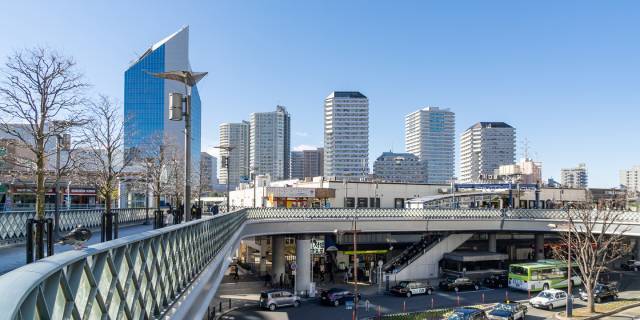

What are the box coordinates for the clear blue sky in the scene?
[2,1,639,187]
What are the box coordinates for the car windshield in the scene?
[538,292,554,299]
[447,312,466,320]
[446,277,457,283]
[398,281,410,288]
[495,304,515,312]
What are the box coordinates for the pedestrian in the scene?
[232,264,240,280]
[344,269,349,283]
[264,273,272,287]
[279,273,283,288]
[319,263,325,282]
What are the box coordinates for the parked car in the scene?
[439,277,481,292]
[320,288,360,307]
[390,281,434,297]
[621,260,640,271]
[259,290,300,311]
[484,274,508,289]
[579,283,618,303]
[529,289,568,311]
[447,307,489,320]
[487,302,528,320]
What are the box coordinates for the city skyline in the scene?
[2,1,640,187]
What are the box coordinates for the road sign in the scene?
[345,301,353,310]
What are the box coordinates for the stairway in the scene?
[385,233,474,281]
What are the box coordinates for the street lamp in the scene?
[147,70,207,221]
[548,220,574,318]
[214,144,235,212]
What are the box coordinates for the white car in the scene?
[529,289,569,311]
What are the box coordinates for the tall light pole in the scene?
[549,218,573,318]
[148,71,207,221]
[214,144,235,212]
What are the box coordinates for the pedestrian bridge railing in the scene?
[0,208,152,245]
[0,210,246,320]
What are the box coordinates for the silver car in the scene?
[259,290,301,311]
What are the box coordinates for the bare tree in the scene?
[139,134,178,215]
[80,96,131,240]
[0,48,88,218]
[0,47,88,257]
[551,206,630,314]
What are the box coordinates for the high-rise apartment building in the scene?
[495,158,542,184]
[561,163,588,189]
[324,91,369,180]
[199,152,217,194]
[219,122,249,186]
[373,152,427,183]
[124,26,201,166]
[405,107,455,184]
[460,122,516,183]
[249,106,291,181]
[620,166,640,193]
[290,148,324,179]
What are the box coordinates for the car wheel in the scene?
[294,300,300,308]
[333,300,340,307]
[596,297,602,303]
[427,289,433,295]
[454,287,459,292]
[543,283,549,291]
[406,291,412,298]
[613,295,618,301]
[269,304,277,311]
[547,304,553,311]
[474,284,480,291]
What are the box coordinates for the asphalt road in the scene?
[219,272,640,320]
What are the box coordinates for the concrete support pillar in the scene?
[272,235,286,282]
[259,237,268,276]
[535,234,545,260]
[118,180,128,209]
[295,235,311,296]
[488,233,497,253]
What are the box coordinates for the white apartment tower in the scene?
[324,91,369,180]
[219,121,250,186]
[621,165,640,193]
[405,107,455,184]
[561,163,589,189]
[460,122,516,183]
[250,106,291,181]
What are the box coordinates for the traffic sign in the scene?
[291,262,297,271]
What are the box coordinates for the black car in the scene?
[320,288,361,307]
[389,281,434,297]
[621,260,640,271]
[483,274,508,289]
[439,277,481,292]
[447,307,489,320]
[579,283,618,303]
[487,302,528,320]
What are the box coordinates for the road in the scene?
[0,223,153,275]
[219,272,640,320]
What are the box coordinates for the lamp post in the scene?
[147,71,207,221]
[214,144,235,212]
[549,219,573,318]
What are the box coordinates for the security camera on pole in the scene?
[148,71,207,222]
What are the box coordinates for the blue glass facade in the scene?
[191,85,202,165]
[124,45,165,156]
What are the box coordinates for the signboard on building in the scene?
[266,187,315,198]
[311,239,325,255]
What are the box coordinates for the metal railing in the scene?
[0,210,246,320]
[0,208,152,245]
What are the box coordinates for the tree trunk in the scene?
[586,287,595,313]
[35,152,46,220]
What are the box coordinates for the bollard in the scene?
[482,293,485,304]
[229,298,231,309]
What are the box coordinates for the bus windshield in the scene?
[510,266,528,276]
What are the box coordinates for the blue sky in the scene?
[1,1,639,187]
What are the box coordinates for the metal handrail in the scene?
[0,209,247,320]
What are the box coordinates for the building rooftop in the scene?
[326,91,367,99]
[468,122,513,130]
[129,26,189,67]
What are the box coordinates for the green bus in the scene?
[508,260,581,291]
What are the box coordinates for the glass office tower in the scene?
[124,26,201,166]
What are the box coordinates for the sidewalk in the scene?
[0,223,153,275]
[599,305,640,319]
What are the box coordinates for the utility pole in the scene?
[215,145,235,212]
